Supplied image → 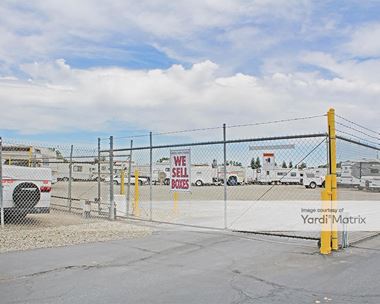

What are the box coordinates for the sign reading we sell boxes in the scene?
[170,149,191,192]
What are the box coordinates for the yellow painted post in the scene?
[173,192,179,214]
[328,108,339,250]
[320,175,332,255]
[120,169,125,195]
[133,169,140,216]
[28,146,32,167]
[9,157,11,165]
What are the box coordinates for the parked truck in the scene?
[302,168,327,189]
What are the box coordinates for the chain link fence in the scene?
[335,114,380,244]
[1,112,379,251]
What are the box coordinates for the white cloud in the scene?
[1,59,378,137]
[0,0,314,69]
[345,22,380,57]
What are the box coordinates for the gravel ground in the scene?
[0,210,152,253]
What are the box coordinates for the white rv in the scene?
[56,162,95,181]
[2,165,52,218]
[337,159,380,191]
[256,168,303,185]
[338,161,355,187]
[354,160,380,191]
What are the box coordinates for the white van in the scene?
[303,168,327,189]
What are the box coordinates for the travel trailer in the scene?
[338,159,380,191]
[56,162,95,181]
[256,168,303,185]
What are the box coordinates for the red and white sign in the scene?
[170,149,191,192]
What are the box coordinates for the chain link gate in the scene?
[1,109,379,253]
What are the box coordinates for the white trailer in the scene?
[337,159,380,191]
[151,162,218,186]
[2,165,52,218]
[256,168,303,185]
[152,161,171,185]
[338,161,359,187]
[276,169,304,185]
[355,160,380,191]
[191,164,217,186]
[56,162,95,181]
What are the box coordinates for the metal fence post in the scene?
[223,123,227,229]
[0,137,4,228]
[109,136,115,220]
[320,175,332,254]
[97,138,101,213]
[328,108,338,250]
[126,140,133,217]
[68,144,73,212]
[149,132,153,221]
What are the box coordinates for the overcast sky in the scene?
[0,0,379,145]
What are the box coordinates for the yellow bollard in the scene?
[173,192,179,214]
[120,169,125,195]
[133,170,140,217]
[327,108,339,250]
[320,175,332,255]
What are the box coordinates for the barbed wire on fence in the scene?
[336,114,380,136]
[336,129,380,147]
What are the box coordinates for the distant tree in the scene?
[250,158,256,169]
[282,161,287,168]
[255,157,261,169]
[289,161,293,168]
[158,157,169,163]
[299,162,307,169]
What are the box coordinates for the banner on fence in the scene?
[170,148,191,192]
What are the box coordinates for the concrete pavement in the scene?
[1,225,379,303]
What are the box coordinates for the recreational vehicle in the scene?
[337,159,380,191]
[256,168,303,185]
